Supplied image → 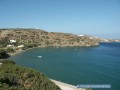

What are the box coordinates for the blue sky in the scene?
[0,0,120,39]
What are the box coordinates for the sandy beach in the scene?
[9,49,24,56]
[51,79,86,90]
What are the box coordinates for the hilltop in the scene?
[0,28,99,47]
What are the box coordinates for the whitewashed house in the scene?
[7,45,14,48]
[90,37,95,39]
[77,34,84,37]
[35,28,39,29]
[18,45,24,48]
[10,40,16,43]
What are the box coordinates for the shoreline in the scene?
[51,79,86,90]
[9,49,24,56]
[8,45,99,57]
[8,46,43,57]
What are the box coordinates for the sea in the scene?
[10,42,120,90]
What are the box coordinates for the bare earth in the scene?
[51,79,86,90]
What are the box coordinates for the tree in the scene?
[0,49,10,59]
[0,38,9,47]
[0,60,15,64]
[6,48,14,53]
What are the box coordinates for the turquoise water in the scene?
[10,43,120,90]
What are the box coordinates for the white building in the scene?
[102,39,109,42]
[7,45,14,48]
[35,28,39,29]
[77,34,84,37]
[90,37,95,39]
[18,45,24,48]
[10,40,16,43]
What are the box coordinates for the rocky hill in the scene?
[0,28,99,47]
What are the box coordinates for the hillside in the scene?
[0,28,99,47]
[0,60,60,90]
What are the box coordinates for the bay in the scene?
[10,43,120,90]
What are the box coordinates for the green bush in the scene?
[0,60,60,90]
[6,48,14,53]
[0,49,10,59]
[0,39,9,47]
[22,43,37,50]
[0,60,15,65]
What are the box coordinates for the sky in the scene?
[0,0,120,39]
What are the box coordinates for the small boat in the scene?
[38,56,42,58]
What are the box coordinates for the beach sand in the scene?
[9,49,24,56]
[51,79,86,90]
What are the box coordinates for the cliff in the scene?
[0,28,99,47]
